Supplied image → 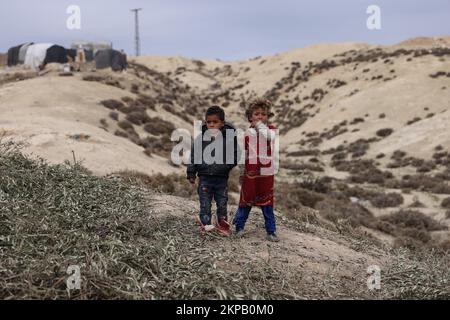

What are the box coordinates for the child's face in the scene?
[250,108,269,125]
[205,114,224,135]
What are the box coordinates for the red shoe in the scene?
[215,217,231,236]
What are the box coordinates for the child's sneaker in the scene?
[216,217,231,236]
[266,233,280,242]
[204,224,215,232]
[196,215,215,233]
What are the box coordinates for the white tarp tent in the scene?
[24,43,54,70]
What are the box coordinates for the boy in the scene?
[233,99,279,242]
[187,106,238,235]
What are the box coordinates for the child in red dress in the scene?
[232,99,279,242]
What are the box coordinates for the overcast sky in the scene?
[0,0,448,60]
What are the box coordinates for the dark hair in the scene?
[245,98,274,122]
[206,105,225,121]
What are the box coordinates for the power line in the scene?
[131,8,142,57]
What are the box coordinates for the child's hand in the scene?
[188,177,196,184]
[250,120,260,128]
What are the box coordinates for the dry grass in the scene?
[0,141,306,299]
[113,171,195,199]
[379,248,450,299]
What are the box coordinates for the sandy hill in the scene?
[1,36,450,267]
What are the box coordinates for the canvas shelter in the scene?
[94,49,113,69]
[18,42,34,64]
[43,45,69,65]
[95,49,127,71]
[66,49,77,61]
[7,44,23,66]
[24,43,54,70]
[111,50,127,71]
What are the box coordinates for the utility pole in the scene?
[131,8,142,57]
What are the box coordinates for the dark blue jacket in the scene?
[187,122,239,179]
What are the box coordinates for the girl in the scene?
[233,99,279,242]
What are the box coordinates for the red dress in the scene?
[238,124,276,207]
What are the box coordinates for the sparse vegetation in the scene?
[100,99,125,110]
[376,128,394,138]
[109,111,119,121]
[143,118,175,136]
[406,117,421,125]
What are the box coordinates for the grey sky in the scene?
[0,0,448,61]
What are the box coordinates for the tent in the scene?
[24,43,54,70]
[18,42,34,64]
[43,45,68,65]
[66,49,77,61]
[85,50,94,62]
[94,49,113,69]
[72,41,111,63]
[111,50,127,71]
[71,41,112,53]
[7,44,23,66]
[95,49,127,71]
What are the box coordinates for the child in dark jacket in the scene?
[187,106,238,235]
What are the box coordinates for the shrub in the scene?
[99,119,108,128]
[282,160,324,172]
[338,185,403,208]
[376,128,393,138]
[100,99,125,110]
[314,198,376,228]
[380,210,445,232]
[121,96,134,104]
[350,117,365,125]
[109,112,119,121]
[126,111,151,125]
[118,120,134,131]
[114,130,128,139]
[136,94,156,110]
[370,192,404,208]
[399,174,450,194]
[348,139,370,158]
[83,75,106,82]
[416,161,435,173]
[406,117,421,125]
[131,83,140,94]
[332,152,347,161]
[391,150,407,160]
[143,118,175,136]
[441,197,450,209]
[276,183,324,209]
[287,149,320,157]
